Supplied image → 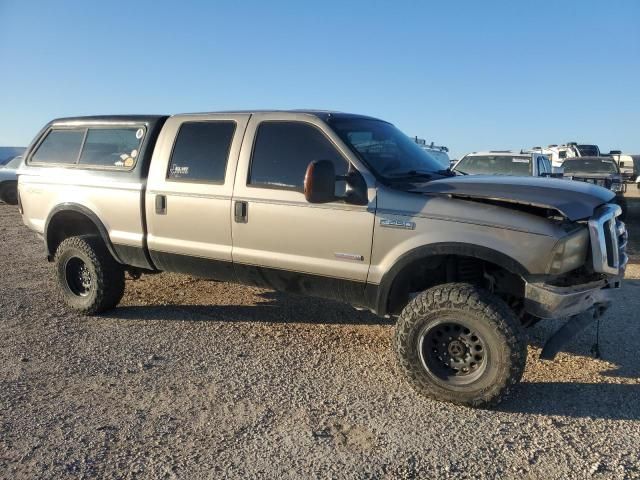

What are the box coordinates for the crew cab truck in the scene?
[562,156,627,218]
[18,111,627,407]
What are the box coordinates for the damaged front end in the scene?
[524,204,627,359]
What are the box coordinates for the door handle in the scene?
[234,201,248,223]
[155,194,167,214]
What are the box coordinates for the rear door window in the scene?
[167,121,236,183]
[78,128,144,168]
[31,129,85,165]
[248,121,348,191]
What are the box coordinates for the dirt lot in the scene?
[1,202,639,479]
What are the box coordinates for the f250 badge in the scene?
[380,218,416,230]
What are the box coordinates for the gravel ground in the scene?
[1,202,639,479]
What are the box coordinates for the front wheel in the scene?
[54,235,125,315]
[394,283,526,408]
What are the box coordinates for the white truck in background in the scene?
[530,143,600,168]
[411,137,450,169]
[608,152,640,182]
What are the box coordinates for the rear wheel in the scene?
[54,235,125,315]
[394,283,526,407]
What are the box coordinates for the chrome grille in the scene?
[588,204,627,275]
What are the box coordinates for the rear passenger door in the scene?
[145,114,249,279]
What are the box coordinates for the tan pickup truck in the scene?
[17,111,627,407]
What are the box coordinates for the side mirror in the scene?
[304,160,336,203]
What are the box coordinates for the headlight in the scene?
[547,228,589,274]
[611,182,623,192]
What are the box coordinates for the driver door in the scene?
[230,113,376,301]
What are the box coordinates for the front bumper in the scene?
[526,202,627,319]
[526,277,622,360]
[526,202,627,360]
[524,277,621,320]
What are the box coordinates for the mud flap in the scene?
[540,303,609,360]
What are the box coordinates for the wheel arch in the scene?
[367,242,530,316]
[44,203,122,264]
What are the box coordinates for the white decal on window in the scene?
[170,165,189,176]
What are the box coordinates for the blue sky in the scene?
[1,0,638,158]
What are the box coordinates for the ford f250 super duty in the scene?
[17,111,627,407]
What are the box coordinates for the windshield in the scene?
[423,149,450,169]
[562,158,618,174]
[454,155,531,176]
[576,145,600,156]
[328,118,444,178]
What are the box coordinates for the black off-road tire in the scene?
[394,283,526,408]
[0,182,18,205]
[54,235,125,315]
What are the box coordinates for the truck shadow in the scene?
[497,382,640,420]
[111,290,394,326]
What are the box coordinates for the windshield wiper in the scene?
[386,170,434,179]
[454,169,469,175]
[436,168,456,177]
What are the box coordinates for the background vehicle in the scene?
[411,137,450,169]
[0,147,25,166]
[562,156,627,216]
[530,143,600,168]
[609,153,640,182]
[0,155,23,204]
[18,111,626,408]
[573,143,601,156]
[453,151,555,177]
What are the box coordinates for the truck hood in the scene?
[405,175,614,221]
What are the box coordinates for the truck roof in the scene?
[175,110,384,122]
[49,110,383,125]
[49,115,168,126]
